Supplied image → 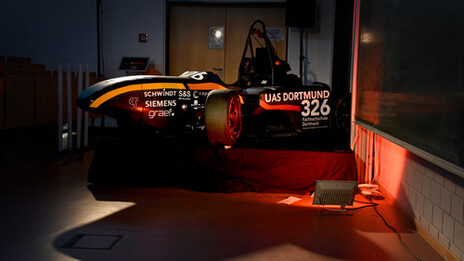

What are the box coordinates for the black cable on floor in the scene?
[273,191,423,260]
[365,196,424,261]
[349,199,378,210]
[349,203,377,210]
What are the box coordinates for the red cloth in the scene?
[89,138,356,193]
[194,147,358,193]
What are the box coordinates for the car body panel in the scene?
[77,20,345,145]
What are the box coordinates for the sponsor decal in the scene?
[178,90,191,101]
[144,100,177,108]
[128,97,139,109]
[144,90,177,97]
[263,90,330,103]
[260,88,332,130]
[148,108,174,118]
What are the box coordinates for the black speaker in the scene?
[285,0,316,28]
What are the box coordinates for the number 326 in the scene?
[301,99,330,117]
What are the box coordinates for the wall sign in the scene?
[266,27,284,41]
[208,26,224,49]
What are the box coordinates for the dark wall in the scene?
[331,0,354,98]
[355,0,464,171]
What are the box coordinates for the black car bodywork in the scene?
[77,20,349,148]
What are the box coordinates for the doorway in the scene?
[168,4,287,84]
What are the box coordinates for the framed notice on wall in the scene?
[208,26,224,49]
[266,27,284,41]
[119,57,150,72]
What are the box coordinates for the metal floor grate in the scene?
[61,234,123,250]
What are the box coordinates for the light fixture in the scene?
[208,26,225,49]
[312,180,357,214]
[214,29,222,39]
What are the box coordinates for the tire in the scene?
[205,89,242,147]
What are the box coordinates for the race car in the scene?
[77,20,349,148]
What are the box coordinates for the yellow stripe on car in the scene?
[187,83,227,90]
[90,84,141,108]
[143,82,185,90]
[89,82,186,108]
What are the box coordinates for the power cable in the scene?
[267,189,423,261]
[365,195,423,261]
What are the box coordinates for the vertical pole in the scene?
[1,77,5,161]
[77,65,83,149]
[299,27,305,84]
[84,65,89,147]
[350,0,361,151]
[66,63,73,151]
[57,64,63,152]
[96,0,103,77]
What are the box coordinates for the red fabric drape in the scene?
[194,147,358,193]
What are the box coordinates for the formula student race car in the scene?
[77,20,349,148]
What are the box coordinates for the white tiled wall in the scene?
[373,135,464,260]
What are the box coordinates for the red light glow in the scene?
[259,100,300,112]
[374,135,408,199]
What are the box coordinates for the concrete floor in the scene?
[0,149,445,261]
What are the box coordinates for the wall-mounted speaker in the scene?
[285,0,316,28]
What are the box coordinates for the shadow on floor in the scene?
[50,141,440,260]
[54,186,411,261]
[0,127,443,260]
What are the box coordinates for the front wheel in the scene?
[205,89,242,148]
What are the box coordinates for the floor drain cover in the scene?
[61,234,123,250]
